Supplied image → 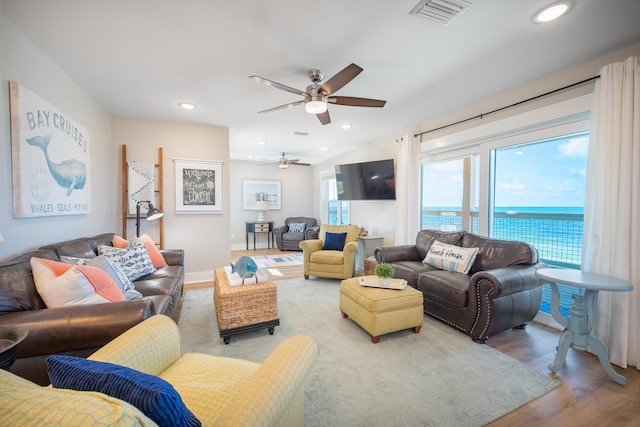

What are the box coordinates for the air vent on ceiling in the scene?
[293,131,309,136]
[410,0,472,26]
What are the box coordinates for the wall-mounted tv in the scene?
[335,159,395,200]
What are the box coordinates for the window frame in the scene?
[419,94,593,330]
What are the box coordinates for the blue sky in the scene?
[422,132,589,208]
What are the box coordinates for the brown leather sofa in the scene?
[374,230,544,343]
[0,232,184,385]
[273,216,319,251]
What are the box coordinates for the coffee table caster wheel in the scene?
[223,337,231,345]
[268,327,275,335]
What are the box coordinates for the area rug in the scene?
[252,252,303,268]
[178,278,559,427]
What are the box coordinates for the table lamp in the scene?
[254,201,269,222]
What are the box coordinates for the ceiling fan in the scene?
[260,153,310,169]
[249,63,386,125]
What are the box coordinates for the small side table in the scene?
[536,268,634,385]
[0,326,29,371]
[246,221,274,250]
[357,236,384,271]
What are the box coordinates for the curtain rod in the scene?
[414,75,600,139]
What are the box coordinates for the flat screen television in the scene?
[335,159,396,200]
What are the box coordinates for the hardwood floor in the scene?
[187,248,640,426]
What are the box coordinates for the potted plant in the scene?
[374,263,394,286]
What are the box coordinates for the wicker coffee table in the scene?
[213,268,279,344]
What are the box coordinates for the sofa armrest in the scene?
[89,315,182,376]
[470,263,546,299]
[0,299,154,359]
[374,245,421,263]
[299,239,323,254]
[305,225,320,240]
[273,225,288,237]
[223,335,319,427]
[160,249,184,266]
[344,240,358,254]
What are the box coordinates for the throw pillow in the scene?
[113,234,168,268]
[288,222,307,233]
[59,255,91,265]
[88,255,143,300]
[30,258,126,308]
[322,232,347,251]
[423,240,479,274]
[47,355,201,427]
[98,244,156,282]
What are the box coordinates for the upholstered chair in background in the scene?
[274,217,319,251]
[299,224,360,279]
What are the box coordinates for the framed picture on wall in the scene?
[174,158,223,214]
[242,180,281,210]
[9,81,91,217]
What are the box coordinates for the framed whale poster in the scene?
[9,81,91,217]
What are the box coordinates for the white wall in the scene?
[0,15,114,260]
[229,159,314,250]
[112,117,230,283]
[312,138,399,246]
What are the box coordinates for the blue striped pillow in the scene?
[47,355,200,427]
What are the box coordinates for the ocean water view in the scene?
[422,206,585,315]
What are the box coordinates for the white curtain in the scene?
[395,133,420,245]
[583,56,639,369]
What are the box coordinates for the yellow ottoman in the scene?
[339,277,424,343]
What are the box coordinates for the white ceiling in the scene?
[2,0,639,165]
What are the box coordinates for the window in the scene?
[327,200,350,225]
[421,154,479,233]
[321,171,350,225]
[491,132,589,315]
[421,128,589,318]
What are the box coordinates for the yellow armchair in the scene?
[299,224,360,279]
[0,315,319,427]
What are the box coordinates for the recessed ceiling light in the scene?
[257,141,266,145]
[341,123,352,130]
[247,155,254,159]
[321,147,329,151]
[533,2,571,23]
[178,103,196,110]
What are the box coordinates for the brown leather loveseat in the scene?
[0,232,184,385]
[374,230,545,343]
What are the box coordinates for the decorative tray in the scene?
[358,276,407,290]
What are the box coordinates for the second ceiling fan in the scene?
[250,63,386,125]
[260,153,310,169]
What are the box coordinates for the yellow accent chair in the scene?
[299,224,360,280]
[0,315,319,427]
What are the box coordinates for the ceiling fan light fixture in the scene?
[278,162,288,169]
[305,95,328,114]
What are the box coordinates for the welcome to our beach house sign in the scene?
[9,81,91,217]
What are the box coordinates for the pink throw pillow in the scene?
[112,234,168,268]
[30,257,125,308]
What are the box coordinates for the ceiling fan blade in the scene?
[257,100,305,113]
[318,63,363,95]
[290,161,311,166]
[317,110,331,125]
[328,96,386,107]
[249,75,308,97]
